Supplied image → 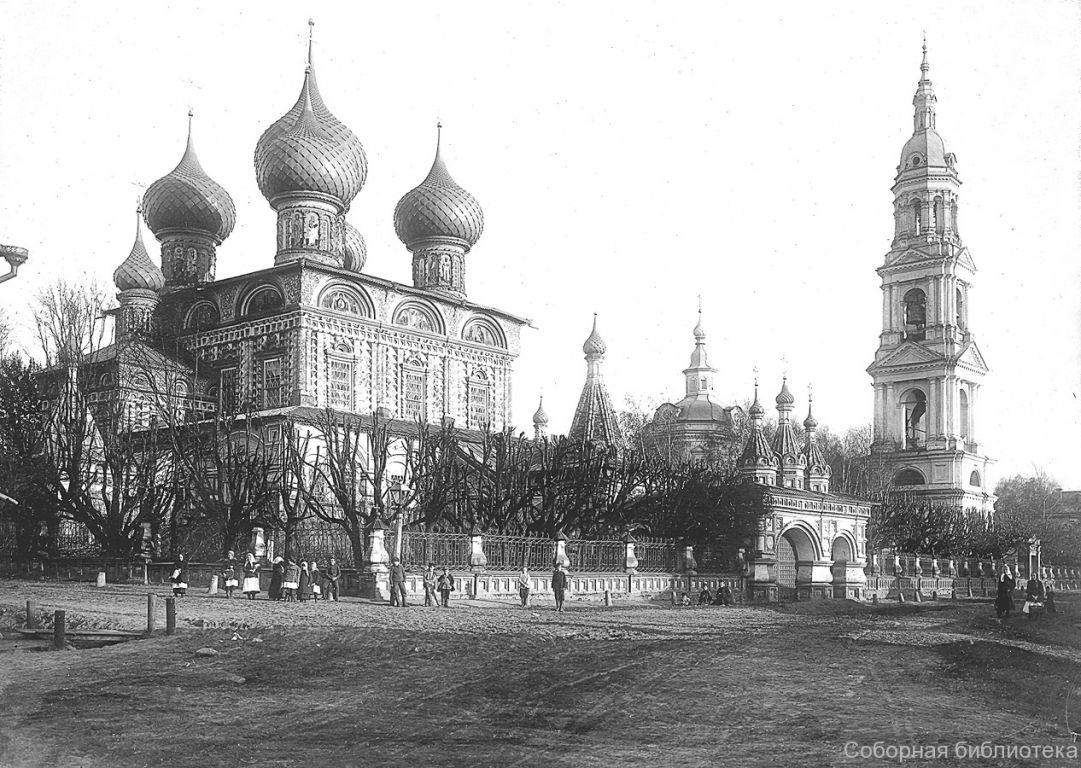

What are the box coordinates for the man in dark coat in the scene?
[324,557,341,601]
[552,564,569,612]
[389,557,408,607]
[994,566,1015,618]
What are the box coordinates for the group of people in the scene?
[388,561,574,611]
[689,583,736,606]
[176,551,345,602]
[994,566,1058,619]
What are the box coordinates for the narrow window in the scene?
[328,358,354,410]
[468,382,490,430]
[911,200,922,235]
[220,367,239,413]
[903,289,927,342]
[402,369,426,422]
[956,287,965,330]
[959,389,969,439]
[903,390,927,449]
[262,359,282,409]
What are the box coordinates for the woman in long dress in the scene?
[170,554,188,597]
[242,552,261,600]
[269,556,285,600]
[994,566,1015,618]
[298,561,311,602]
[283,558,301,602]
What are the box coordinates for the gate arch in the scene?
[776,523,822,599]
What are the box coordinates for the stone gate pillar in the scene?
[363,518,390,600]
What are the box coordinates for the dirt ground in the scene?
[1,581,1080,768]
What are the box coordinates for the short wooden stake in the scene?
[52,610,65,650]
[966,583,973,598]
[603,589,612,607]
[913,589,922,602]
[146,594,157,635]
[26,600,38,629]
[670,589,678,606]
[898,589,906,603]
[95,571,106,588]
[165,597,176,635]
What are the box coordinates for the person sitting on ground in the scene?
[698,587,713,605]
[309,561,322,601]
[170,554,188,597]
[242,552,261,601]
[389,557,408,607]
[437,567,455,608]
[716,583,734,606]
[221,550,239,599]
[283,558,301,602]
[680,592,691,606]
[1023,573,1045,619]
[324,557,341,602]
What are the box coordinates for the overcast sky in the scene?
[0,1,1078,487]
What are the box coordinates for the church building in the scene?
[103,25,529,440]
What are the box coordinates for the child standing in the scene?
[170,554,188,597]
[437,567,455,607]
[221,550,239,599]
[242,552,261,600]
[283,558,300,602]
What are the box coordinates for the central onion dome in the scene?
[394,127,484,250]
[254,35,366,209]
[114,207,165,292]
[582,314,607,356]
[532,397,549,427]
[142,113,236,243]
[775,377,795,407]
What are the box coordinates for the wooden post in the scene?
[603,589,612,607]
[146,594,157,635]
[165,597,176,635]
[26,600,38,629]
[52,610,65,650]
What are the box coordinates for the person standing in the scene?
[221,550,239,599]
[517,566,531,608]
[423,562,438,607]
[389,557,408,607]
[324,557,341,602]
[269,556,285,601]
[309,561,322,601]
[242,552,261,600]
[170,554,188,598]
[437,567,455,607]
[995,565,1015,618]
[551,563,568,612]
[298,561,311,602]
[283,558,300,602]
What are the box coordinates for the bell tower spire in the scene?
[867,41,995,516]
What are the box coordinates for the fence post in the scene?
[165,597,176,635]
[52,610,65,650]
[364,518,391,601]
[147,594,157,635]
[95,571,106,588]
[26,600,37,629]
[552,531,570,569]
[468,526,487,570]
[622,532,638,574]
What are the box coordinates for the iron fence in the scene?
[483,535,552,571]
[635,538,679,572]
[388,531,472,570]
[566,540,624,572]
[267,523,356,567]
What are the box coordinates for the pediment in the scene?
[874,341,942,369]
[955,248,977,273]
[954,341,988,374]
[885,248,934,268]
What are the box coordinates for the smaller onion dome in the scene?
[803,394,819,430]
[775,377,795,407]
[393,125,484,250]
[532,396,549,426]
[343,220,367,271]
[748,383,765,418]
[114,208,165,292]
[143,112,237,242]
[582,314,607,356]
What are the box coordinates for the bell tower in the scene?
[866,40,995,515]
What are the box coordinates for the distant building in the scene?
[568,315,621,445]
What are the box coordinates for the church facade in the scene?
[866,41,996,515]
[106,29,528,441]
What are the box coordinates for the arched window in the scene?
[959,389,969,439]
[901,389,927,449]
[933,197,945,234]
[950,200,959,234]
[186,302,220,331]
[467,369,491,429]
[243,286,284,318]
[969,470,982,487]
[894,468,925,486]
[955,287,965,330]
[911,200,922,235]
[401,355,427,422]
[903,289,926,342]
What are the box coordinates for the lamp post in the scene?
[0,244,28,285]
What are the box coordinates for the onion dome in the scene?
[803,393,819,430]
[254,25,366,208]
[394,125,484,250]
[748,381,765,418]
[114,208,165,292]
[532,396,549,426]
[343,220,367,271]
[775,377,795,407]
[143,112,236,242]
[582,314,607,356]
